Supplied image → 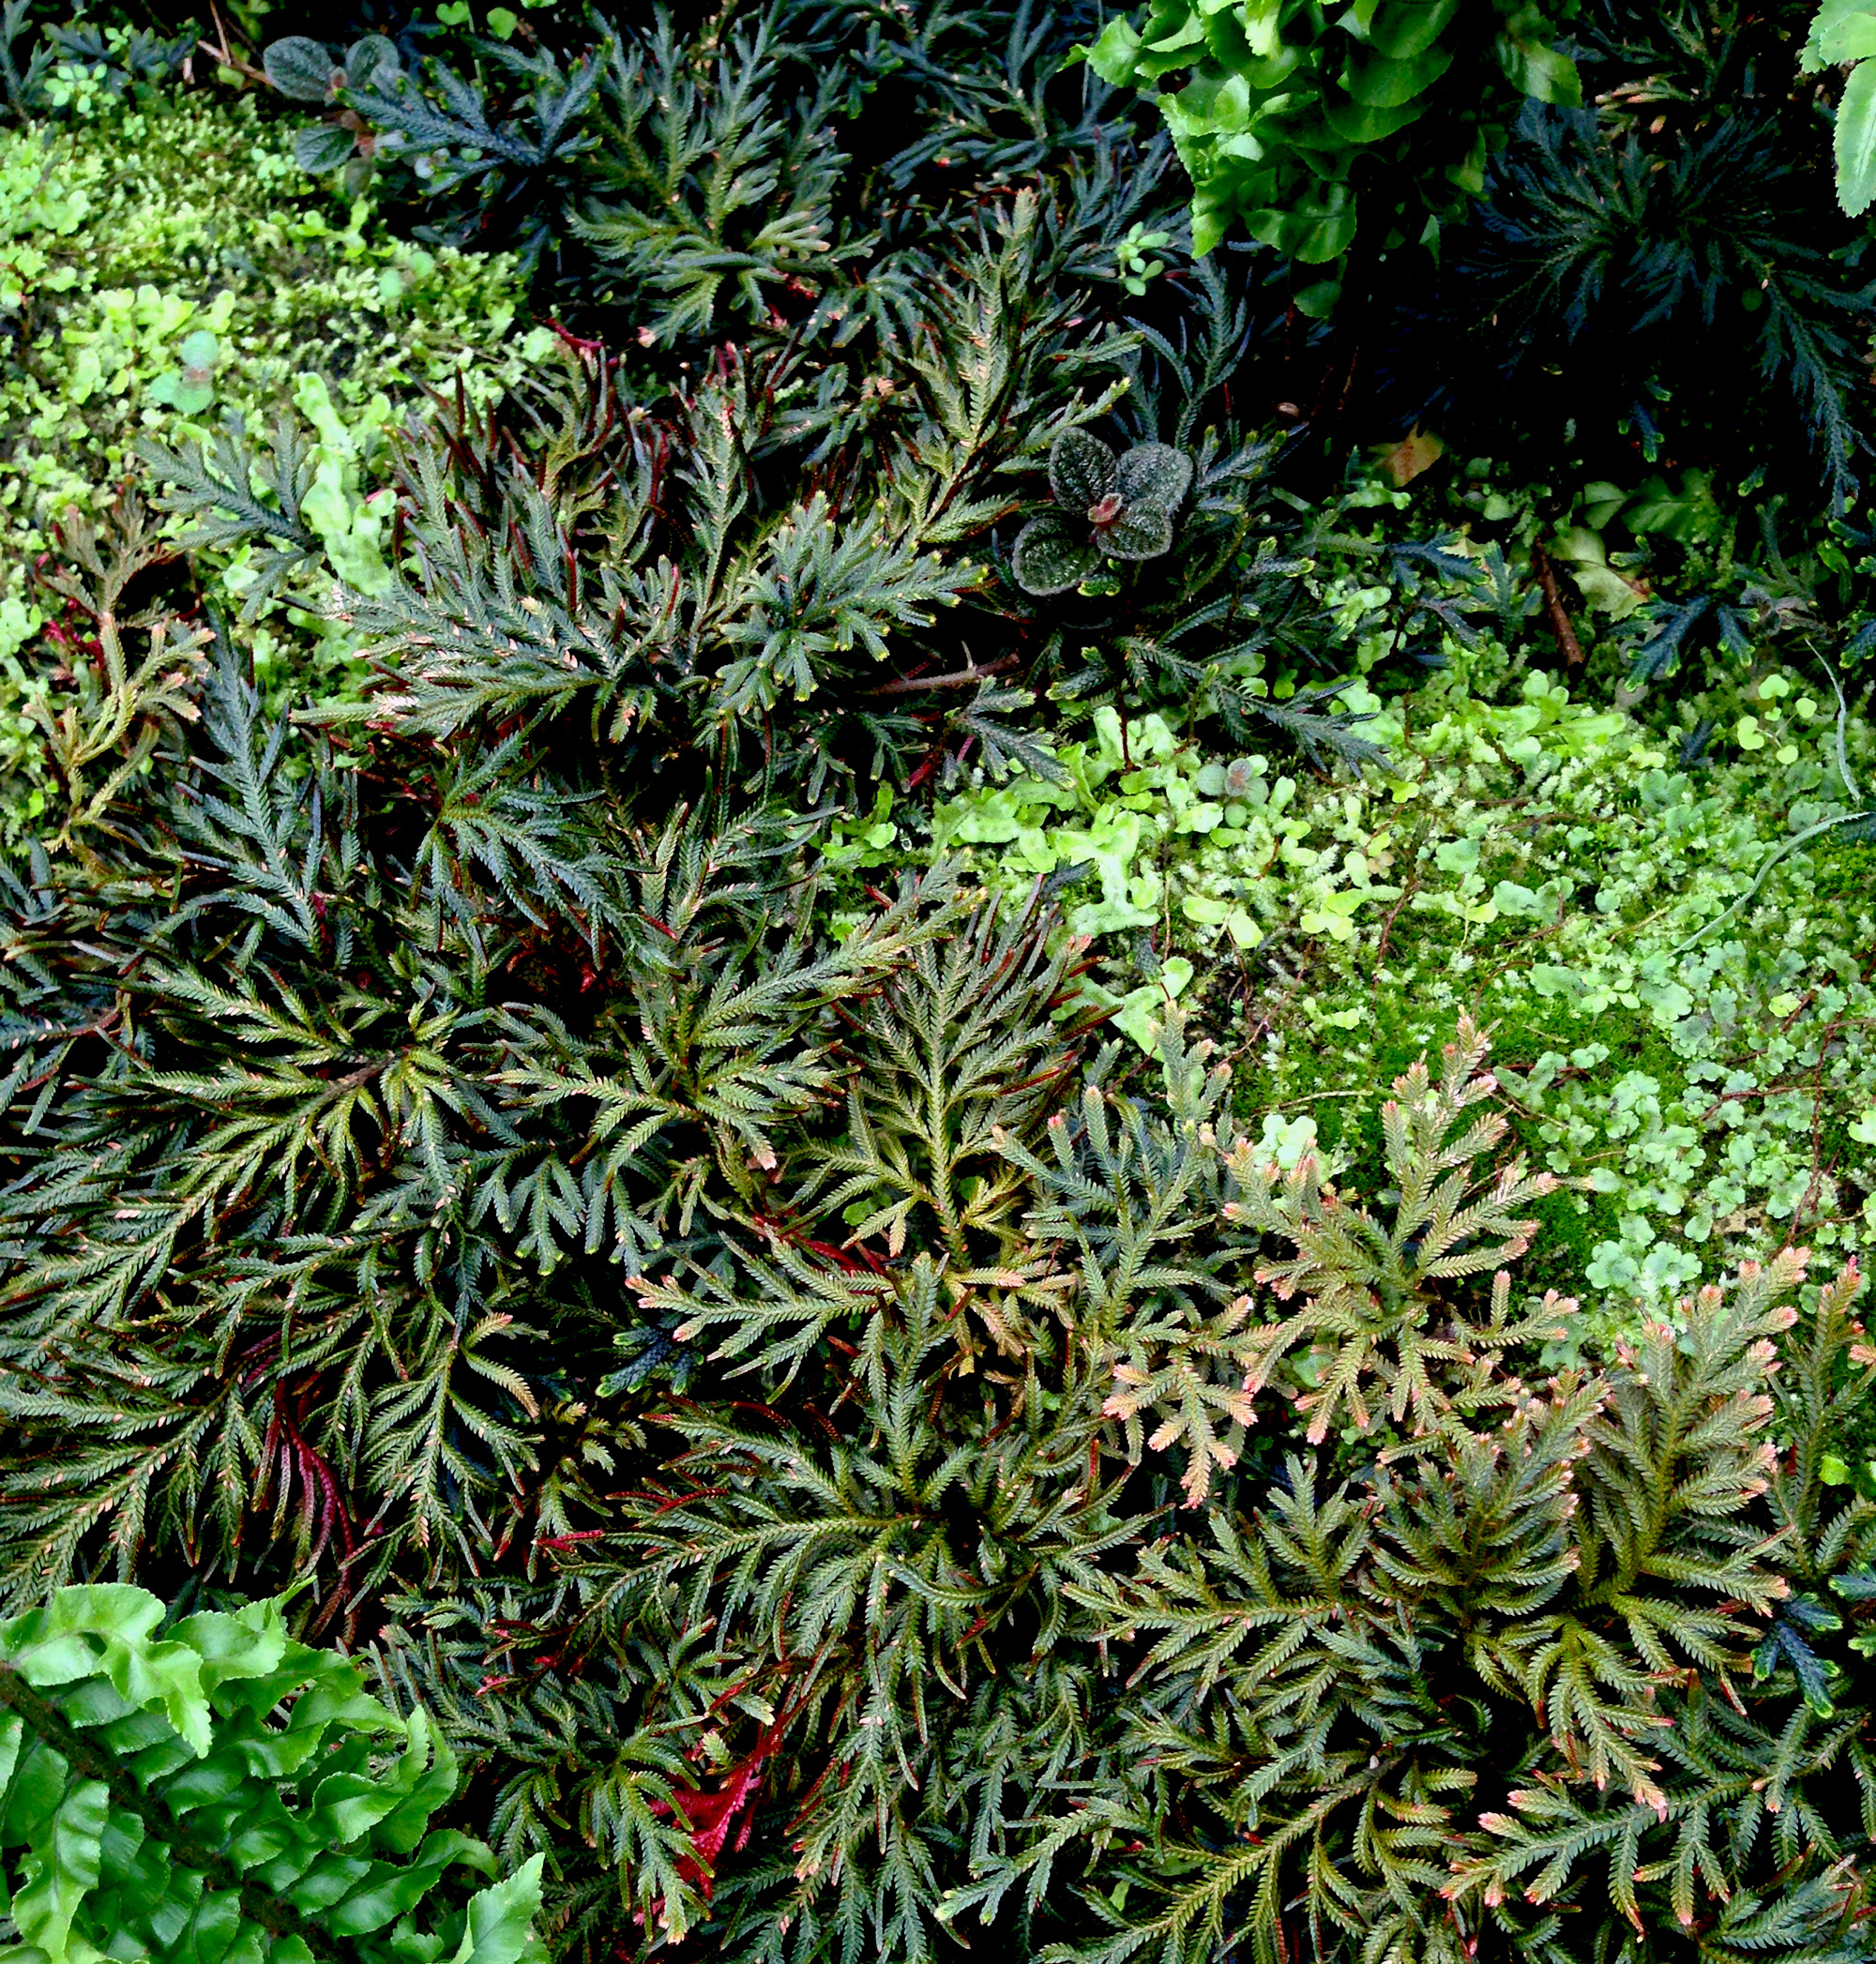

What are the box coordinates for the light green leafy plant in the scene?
[1805,0,1876,214]
[894,647,1876,1342]
[1114,219,1172,294]
[1085,0,1582,308]
[0,1584,542,1962]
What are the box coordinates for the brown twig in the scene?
[1532,545,1585,670]
[197,0,270,87]
[864,656,1021,698]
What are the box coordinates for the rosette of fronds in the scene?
[1223,1016,1565,1448]
[1011,427,1194,594]
[1008,1247,1869,1964]
[567,9,858,343]
[0,601,1004,1633]
[363,1011,1876,1962]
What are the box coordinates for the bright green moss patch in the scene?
[896,660,1876,1337]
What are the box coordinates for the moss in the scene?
[915,660,1876,1332]
[1801,838,1876,929]
[1523,1175,1626,1295]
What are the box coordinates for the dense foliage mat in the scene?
[0,1583,542,1961]
[0,0,1875,1958]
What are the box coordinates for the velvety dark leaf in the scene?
[342,34,399,90]
[264,36,338,102]
[1050,427,1117,512]
[1097,503,1174,560]
[1012,511,1099,594]
[294,121,357,174]
[1116,442,1193,513]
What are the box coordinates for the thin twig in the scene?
[1532,545,1584,670]
[198,0,269,87]
[865,657,1021,698]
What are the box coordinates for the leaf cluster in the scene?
[0,1582,543,1961]
[0,546,1868,1952]
[12,7,1876,1960]
[1085,0,1583,299]
[139,182,1371,782]
[1418,102,1876,512]
[367,1008,1876,1964]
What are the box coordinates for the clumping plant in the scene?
[0,1583,542,1960]
[1011,426,1194,593]
[386,1014,1874,1961]
[13,466,1870,1952]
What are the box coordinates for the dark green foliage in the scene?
[567,10,855,342]
[136,417,325,619]
[376,1018,1876,1962]
[0,6,190,121]
[1011,428,1194,593]
[326,34,602,271]
[38,10,1395,1675]
[13,2,1876,1959]
[0,1,52,118]
[0,632,979,1621]
[260,3,1184,329]
[1353,0,1876,539]
[1428,104,1876,509]
[140,174,1378,769]
[1,501,1869,1951]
